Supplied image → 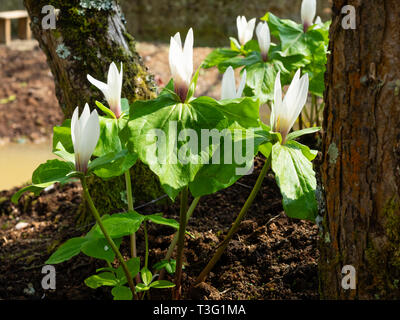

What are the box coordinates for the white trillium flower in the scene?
[87,62,123,118]
[71,104,100,173]
[256,22,271,61]
[236,16,256,46]
[270,69,309,143]
[301,0,317,32]
[221,66,246,100]
[169,28,194,102]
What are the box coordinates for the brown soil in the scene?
[0,42,319,300]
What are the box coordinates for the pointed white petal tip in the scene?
[72,105,100,172]
[237,16,256,46]
[301,0,317,29]
[271,69,309,143]
[221,66,246,100]
[169,28,195,101]
[87,61,123,118]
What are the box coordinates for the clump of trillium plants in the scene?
[13,0,330,300]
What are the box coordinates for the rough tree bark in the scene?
[319,0,400,299]
[23,0,163,215]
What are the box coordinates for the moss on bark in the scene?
[24,0,162,220]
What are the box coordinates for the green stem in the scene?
[174,186,189,299]
[124,170,137,259]
[195,157,271,284]
[81,176,137,300]
[143,220,149,269]
[159,196,200,280]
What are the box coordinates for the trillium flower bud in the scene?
[256,22,271,62]
[236,16,256,46]
[71,104,100,173]
[301,0,317,32]
[169,28,194,102]
[270,69,309,143]
[87,62,123,118]
[221,66,246,100]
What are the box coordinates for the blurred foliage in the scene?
[120,0,332,46]
[0,0,24,11]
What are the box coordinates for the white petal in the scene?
[87,74,108,94]
[287,73,309,132]
[237,69,246,98]
[244,18,256,44]
[237,16,244,45]
[80,103,91,129]
[107,62,122,115]
[256,22,271,57]
[221,66,236,100]
[183,28,194,85]
[301,0,317,26]
[271,72,282,129]
[80,109,100,169]
[71,106,80,152]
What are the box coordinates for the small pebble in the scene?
[15,222,29,230]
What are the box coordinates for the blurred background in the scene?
[1,0,331,46]
[0,0,331,189]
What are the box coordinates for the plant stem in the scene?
[81,176,138,299]
[174,186,189,300]
[143,220,149,269]
[159,196,200,280]
[195,157,271,284]
[124,170,141,284]
[124,170,137,259]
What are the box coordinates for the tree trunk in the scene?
[319,0,400,299]
[23,0,163,215]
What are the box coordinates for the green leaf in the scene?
[128,93,228,200]
[245,60,287,104]
[202,48,240,69]
[93,116,123,156]
[32,159,74,184]
[141,267,153,286]
[111,286,133,300]
[153,259,176,274]
[81,237,122,262]
[262,13,308,58]
[189,124,268,197]
[259,142,273,159]
[286,127,321,141]
[194,96,260,129]
[186,67,200,103]
[53,119,74,154]
[271,143,318,220]
[91,211,145,239]
[95,101,116,119]
[45,237,87,264]
[145,214,179,229]
[121,98,130,116]
[286,140,318,161]
[116,257,141,285]
[84,272,118,289]
[53,141,75,163]
[12,182,53,204]
[135,283,149,293]
[92,151,137,180]
[149,280,175,289]
[12,160,74,204]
